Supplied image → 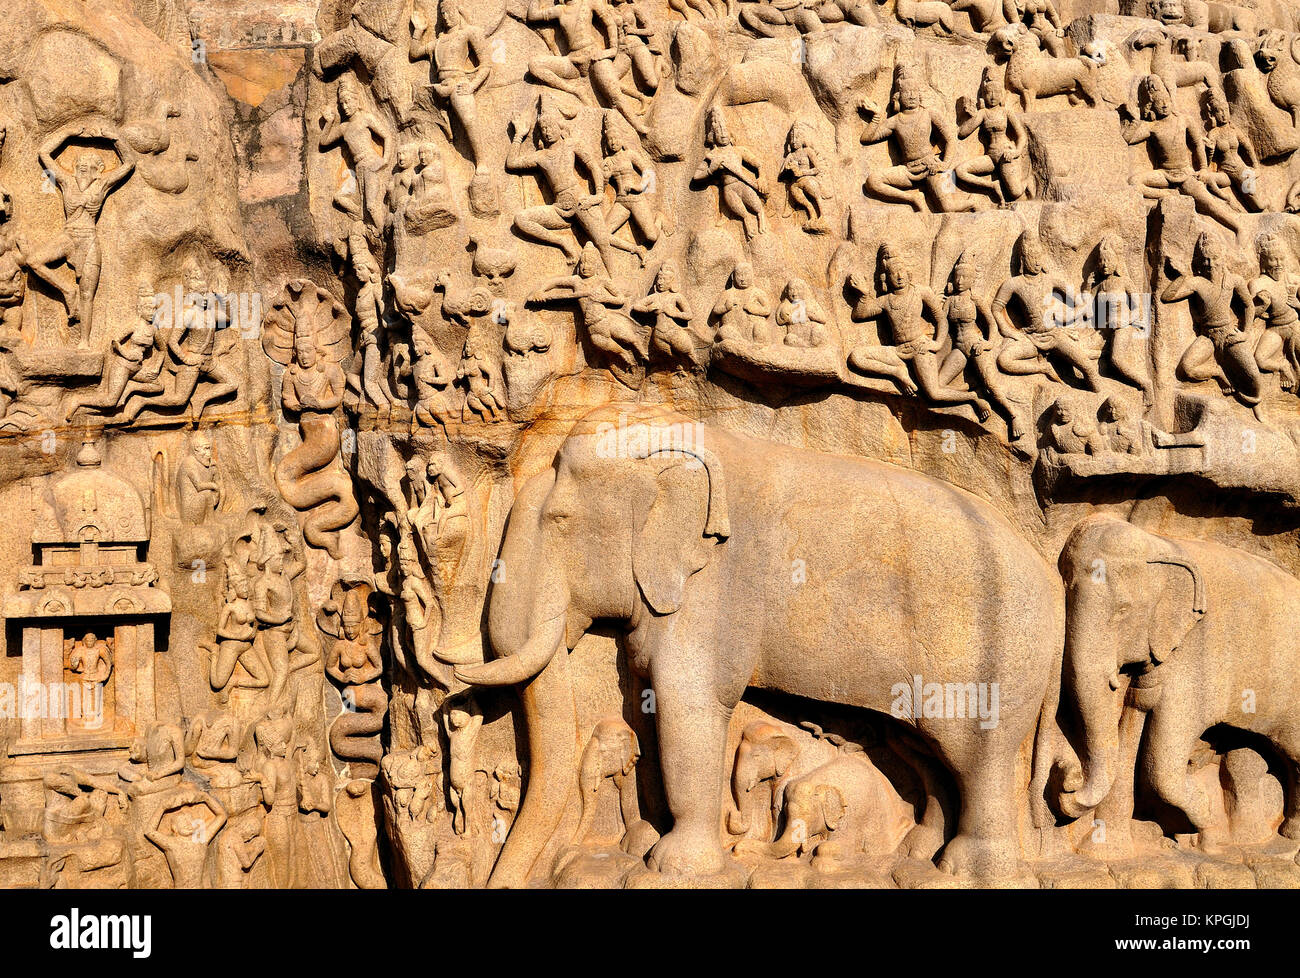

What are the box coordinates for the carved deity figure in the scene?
[529,243,648,372]
[1121,74,1244,241]
[64,282,163,422]
[780,122,832,233]
[861,65,975,213]
[30,122,137,345]
[693,107,769,239]
[318,74,392,231]
[208,554,266,702]
[993,230,1103,391]
[348,224,390,413]
[1250,233,1300,393]
[847,245,991,418]
[67,631,113,686]
[636,260,697,367]
[777,277,830,348]
[1161,231,1265,417]
[955,67,1033,206]
[603,114,661,262]
[324,588,384,686]
[1087,235,1153,405]
[1202,91,1263,213]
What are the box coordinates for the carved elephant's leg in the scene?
[937,748,1019,879]
[1141,704,1215,839]
[644,653,733,876]
[893,739,948,862]
[1267,731,1300,839]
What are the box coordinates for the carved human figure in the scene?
[938,252,1025,439]
[348,224,390,413]
[30,122,137,343]
[993,230,1103,391]
[405,143,456,232]
[318,75,392,230]
[0,185,28,338]
[847,245,991,417]
[410,328,454,432]
[1250,233,1300,393]
[955,67,1033,206]
[1121,75,1244,241]
[524,0,648,135]
[1202,91,1263,212]
[296,741,334,816]
[491,762,522,817]
[67,631,112,686]
[713,262,772,345]
[507,97,619,268]
[176,431,223,525]
[410,0,497,211]
[250,710,297,888]
[1005,0,1065,55]
[146,787,227,889]
[410,454,467,556]
[64,283,163,421]
[607,0,661,99]
[444,696,483,835]
[861,66,974,212]
[529,243,648,371]
[1043,396,1105,460]
[603,114,661,262]
[457,334,504,422]
[383,744,441,822]
[119,722,186,795]
[693,107,769,239]
[208,555,266,702]
[635,261,697,369]
[1097,394,1146,455]
[780,122,831,233]
[213,809,266,889]
[776,277,829,349]
[1161,231,1265,417]
[252,523,305,706]
[1087,235,1153,405]
[325,589,384,686]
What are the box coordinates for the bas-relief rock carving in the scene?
[11,0,1300,892]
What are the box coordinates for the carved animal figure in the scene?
[454,405,1064,886]
[727,720,800,837]
[572,717,659,856]
[1055,515,1300,848]
[1256,29,1300,127]
[993,24,1100,111]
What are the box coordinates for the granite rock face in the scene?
[2,0,1300,889]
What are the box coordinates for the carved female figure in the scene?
[955,68,1033,206]
[635,261,697,366]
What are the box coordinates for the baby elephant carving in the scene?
[762,753,911,871]
[573,717,659,857]
[727,720,800,838]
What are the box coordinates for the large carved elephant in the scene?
[453,404,1064,886]
[1056,515,1300,842]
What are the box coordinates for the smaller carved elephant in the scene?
[573,717,659,858]
[759,752,911,871]
[727,720,800,838]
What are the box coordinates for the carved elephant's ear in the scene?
[633,448,730,615]
[1146,547,1206,666]
[819,786,845,832]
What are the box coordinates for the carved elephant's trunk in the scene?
[1058,610,1120,819]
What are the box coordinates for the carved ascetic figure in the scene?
[1055,516,1300,852]
[30,122,137,344]
[693,108,769,240]
[455,406,1064,885]
[847,245,991,418]
[994,230,1103,391]
[1122,74,1244,240]
[146,786,226,888]
[955,67,1033,206]
[1161,231,1265,416]
[712,261,772,346]
[860,65,975,212]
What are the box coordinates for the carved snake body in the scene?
[276,411,359,558]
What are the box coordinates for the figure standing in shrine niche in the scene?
[529,243,647,371]
[781,122,832,233]
[603,114,661,263]
[1252,234,1300,393]
[993,230,1104,391]
[847,245,992,418]
[507,97,621,269]
[410,0,497,212]
[860,66,976,213]
[955,67,1033,206]
[694,108,769,240]
[939,252,1025,439]
[1121,74,1244,242]
[0,185,28,338]
[319,74,392,231]
[29,122,137,346]
[67,631,113,686]
[524,0,649,135]
[1161,231,1265,418]
[713,262,772,345]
